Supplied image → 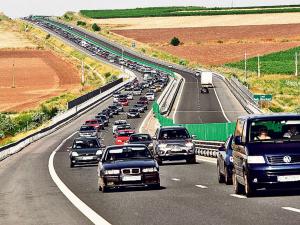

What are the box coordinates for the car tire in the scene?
[156,158,163,166]
[149,183,160,190]
[217,163,225,183]
[224,166,232,185]
[187,156,196,164]
[233,170,243,194]
[244,173,256,197]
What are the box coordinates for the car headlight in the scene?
[104,169,120,175]
[158,144,167,149]
[142,167,158,173]
[185,142,194,149]
[247,156,265,164]
[96,150,103,155]
[148,143,153,148]
[71,152,79,157]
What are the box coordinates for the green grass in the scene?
[80,5,300,19]
[225,46,300,75]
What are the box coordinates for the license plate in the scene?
[122,175,141,181]
[278,175,300,182]
[82,156,94,160]
[172,147,182,152]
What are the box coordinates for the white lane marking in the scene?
[171,178,180,181]
[195,185,208,189]
[48,132,111,225]
[282,207,300,213]
[230,194,247,199]
[213,86,230,122]
[196,156,217,164]
[173,75,185,124]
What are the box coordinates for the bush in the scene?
[170,37,180,46]
[77,21,86,26]
[92,23,100,32]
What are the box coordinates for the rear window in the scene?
[159,128,190,140]
[73,139,100,149]
[80,126,95,131]
[118,131,135,137]
[86,121,97,124]
[130,134,151,142]
[104,146,152,161]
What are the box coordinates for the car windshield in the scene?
[159,129,190,140]
[130,134,151,142]
[115,121,127,125]
[249,119,300,142]
[104,146,152,161]
[80,126,95,131]
[73,139,100,149]
[86,121,97,124]
[117,125,131,130]
[129,109,138,112]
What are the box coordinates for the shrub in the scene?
[77,21,86,26]
[170,37,180,46]
[92,23,101,32]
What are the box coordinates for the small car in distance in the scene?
[128,133,153,150]
[97,144,160,192]
[217,135,233,185]
[85,119,102,131]
[133,104,145,113]
[69,137,105,168]
[112,120,128,134]
[115,130,136,145]
[127,108,140,119]
[133,88,142,96]
[118,98,129,106]
[78,125,98,138]
[145,92,155,101]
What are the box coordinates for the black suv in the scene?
[153,126,196,165]
[232,114,300,197]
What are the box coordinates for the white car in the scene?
[113,94,120,103]
[112,120,128,134]
[127,92,133,100]
[145,92,155,101]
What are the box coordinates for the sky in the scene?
[1,0,300,18]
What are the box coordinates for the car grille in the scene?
[78,153,95,156]
[267,155,300,165]
[121,168,140,175]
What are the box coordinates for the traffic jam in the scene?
[27,17,300,197]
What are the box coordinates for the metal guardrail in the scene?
[193,140,224,158]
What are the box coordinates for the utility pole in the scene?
[296,52,298,76]
[244,51,247,80]
[12,59,15,88]
[231,0,234,8]
[257,55,261,78]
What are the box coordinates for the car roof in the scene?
[160,126,187,130]
[238,113,300,121]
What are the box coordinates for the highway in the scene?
[0,17,299,225]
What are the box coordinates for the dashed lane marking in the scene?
[282,207,300,214]
[195,185,208,189]
[171,178,181,181]
[230,194,247,199]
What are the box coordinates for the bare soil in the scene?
[0,50,80,112]
[112,23,300,65]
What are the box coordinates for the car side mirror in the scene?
[192,135,197,139]
[234,136,243,145]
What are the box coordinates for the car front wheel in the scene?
[244,173,256,197]
[70,161,74,168]
[187,156,196,164]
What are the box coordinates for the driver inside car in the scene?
[254,128,271,140]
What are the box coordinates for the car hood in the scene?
[246,142,300,155]
[72,148,100,154]
[103,159,156,170]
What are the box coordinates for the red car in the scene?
[115,130,135,145]
[118,98,129,106]
[139,97,149,105]
[85,120,102,131]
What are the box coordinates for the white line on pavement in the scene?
[171,178,181,181]
[195,185,208,189]
[230,194,247,199]
[213,86,230,122]
[282,207,300,213]
[48,132,111,225]
[196,156,217,164]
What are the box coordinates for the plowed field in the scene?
[112,23,300,65]
[0,50,80,112]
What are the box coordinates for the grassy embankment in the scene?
[80,5,300,19]
[0,17,121,146]
[62,11,300,113]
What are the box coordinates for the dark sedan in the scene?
[217,135,233,185]
[128,133,153,150]
[69,137,105,168]
[97,144,160,192]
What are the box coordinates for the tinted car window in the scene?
[104,147,152,161]
[249,119,300,142]
[80,126,96,131]
[130,134,151,142]
[117,131,135,137]
[159,129,190,139]
[73,139,100,149]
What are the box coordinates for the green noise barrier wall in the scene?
[153,102,236,141]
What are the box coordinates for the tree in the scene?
[92,23,101,32]
[170,37,180,46]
